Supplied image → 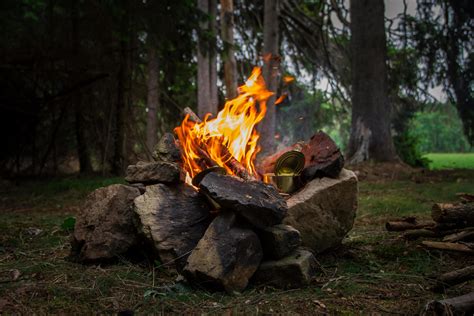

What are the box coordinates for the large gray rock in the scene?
[152,133,181,162]
[284,169,358,253]
[253,248,317,289]
[199,172,288,229]
[184,212,263,293]
[134,184,211,269]
[71,184,141,262]
[125,161,180,184]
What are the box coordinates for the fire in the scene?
[175,67,274,184]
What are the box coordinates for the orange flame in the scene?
[174,67,274,184]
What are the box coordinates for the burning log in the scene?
[199,172,287,229]
[431,202,474,226]
[432,265,474,292]
[181,107,256,181]
[421,241,474,254]
[385,217,435,232]
[422,292,474,315]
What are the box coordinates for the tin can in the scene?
[274,150,305,176]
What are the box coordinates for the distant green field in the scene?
[424,153,474,170]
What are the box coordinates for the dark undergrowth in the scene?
[0,170,473,314]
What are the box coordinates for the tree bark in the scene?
[347,0,397,164]
[423,292,474,315]
[432,202,474,226]
[220,0,237,99]
[146,46,159,155]
[197,0,218,117]
[208,0,218,113]
[433,265,474,291]
[260,0,280,155]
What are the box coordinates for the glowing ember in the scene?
[174,67,274,185]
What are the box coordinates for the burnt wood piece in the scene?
[432,265,474,292]
[422,292,474,315]
[300,131,345,181]
[133,184,212,270]
[258,131,344,181]
[152,133,181,162]
[432,202,474,226]
[443,227,474,242]
[385,217,436,232]
[181,107,256,181]
[199,172,288,229]
[252,248,317,289]
[421,241,474,254]
[258,224,302,259]
[125,161,180,184]
[184,211,263,293]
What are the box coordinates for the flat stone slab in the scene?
[125,161,180,184]
[199,173,288,229]
[284,169,358,253]
[71,184,141,262]
[253,248,317,288]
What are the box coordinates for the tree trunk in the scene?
[220,0,237,99]
[347,0,397,164]
[209,0,218,113]
[260,0,280,155]
[197,0,218,117]
[146,46,159,155]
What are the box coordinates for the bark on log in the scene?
[421,241,474,254]
[422,292,474,315]
[385,217,435,232]
[431,202,474,226]
[402,229,437,240]
[443,228,474,243]
[433,265,474,292]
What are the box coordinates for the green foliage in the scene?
[424,153,474,170]
[61,217,76,232]
[393,131,430,168]
[410,104,472,153]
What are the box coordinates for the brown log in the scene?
[385,217,435,232]
[443,227,474,243]
[457,192,474,202]
[431,202,474,226]
[402,229,437,240]
[421,241,474,254]
[422,292,474,315]
[183,106,201,123]
[433,265,474,291]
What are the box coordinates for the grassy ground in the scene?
[425,152,474,170]
[1,170,473,314]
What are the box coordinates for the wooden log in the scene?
[402,229,437,240]
[431,202,474,226]
[433,265,474,292]
[421,241,474,254]
[385,217,435,232]
[183,106,201,122]
[422,292,474,315]
[457,192,474,202]
[443,227,474,243]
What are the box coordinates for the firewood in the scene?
[432,265,474,292]
[181,107,256,181]
[422,292,474,315]
[431,202,474,226]
[385,217,435,232]
[402,229,437,240]
[442,227,474,243]
[421,241,474,254]
[457,192,474,202]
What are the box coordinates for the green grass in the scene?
[424,153,474,170]
[0,172,473,314]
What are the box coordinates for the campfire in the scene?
[70,67,358,292]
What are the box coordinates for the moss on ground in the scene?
[0,172,473,314]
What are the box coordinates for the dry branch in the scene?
[402,229,436,240]
[442,227,474,243]
[422,292,474,315]
[421,241,474,254]
[433,265,474,292]
[385,217,435,232]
